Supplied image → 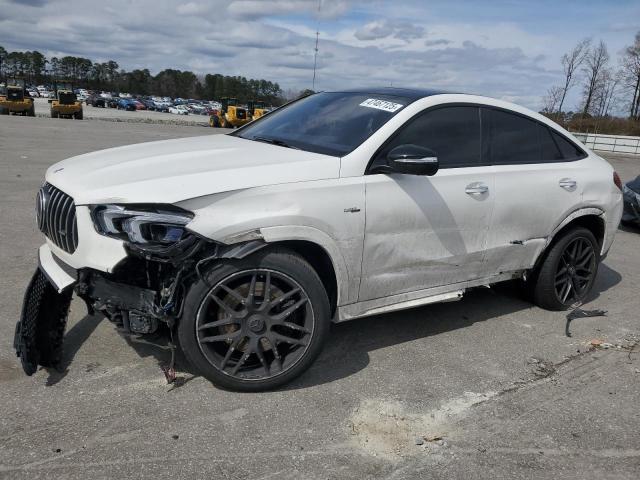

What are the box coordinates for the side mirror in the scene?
[387,144,439,176]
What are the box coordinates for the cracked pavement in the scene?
[1,117,639,479]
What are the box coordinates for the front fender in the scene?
[258,225,353,306]
[178,178,366,306]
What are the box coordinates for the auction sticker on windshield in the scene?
[359,98,404,113]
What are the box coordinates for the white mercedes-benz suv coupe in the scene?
[14,88,623,391]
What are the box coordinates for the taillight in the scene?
[613,171,622,191]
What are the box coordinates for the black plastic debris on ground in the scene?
[565,308,607,337]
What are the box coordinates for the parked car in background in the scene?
[117,98,136,111]
[622,176,640,226]
[86,94,107,107]
[168,104,189,115]
[14,88,623,392]
[153,101,171,112]
[106,97,120,108]
[131,99,146,110]
[139,99,156,110]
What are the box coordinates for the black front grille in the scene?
[36,183,78,254]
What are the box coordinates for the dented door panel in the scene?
[360,167,495,301]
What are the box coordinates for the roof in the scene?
[329,87,451,101]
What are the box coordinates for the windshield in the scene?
[233,92,410,156]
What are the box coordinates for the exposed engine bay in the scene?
[14,235,267,376]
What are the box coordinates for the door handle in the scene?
[559,178,577,191]
[465,182,489,195]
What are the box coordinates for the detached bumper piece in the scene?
[13,268,72,375]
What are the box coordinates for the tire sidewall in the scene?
[178,248,331,391]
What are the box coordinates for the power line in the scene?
[312,0,321,91]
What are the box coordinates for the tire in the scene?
[530,227,600,311]
[75,110,83,120]
[178,248,331,391]
[50,109,58,118]
[27,105,35,117]
[0,107,8,115]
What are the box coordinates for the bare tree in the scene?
[592,68,619,117]
[541,86,564,114]
[622,31,640,119]
[581,40,609,116]
[557,38,590,113]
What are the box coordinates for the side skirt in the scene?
[336,270,523,322]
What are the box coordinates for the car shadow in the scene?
[47,263,622,391]
[285,262,622,391]
[583,262,622,304]
[619,222,640,234]
[45,313,103,386]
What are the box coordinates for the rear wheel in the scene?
[74,110,83,120]
[0,107,8,115]
[178,248,330,391]
[530,227,599,310]
[27,105,35,117]
[50,109,58,118]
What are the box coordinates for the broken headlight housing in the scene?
[91,204,194,247]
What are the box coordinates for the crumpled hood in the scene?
[45,134,340,205]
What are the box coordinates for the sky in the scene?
[0,0,638,110]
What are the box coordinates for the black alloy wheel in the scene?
[531,227,600,311]
[196,269,314,381]
[553,236,596,305]
[178,248,330,391]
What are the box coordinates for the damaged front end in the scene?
[14,198,267,376]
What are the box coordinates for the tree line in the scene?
[541,31,640,121]
[0,46,284,104]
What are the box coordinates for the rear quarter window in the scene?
[483,107,586,165]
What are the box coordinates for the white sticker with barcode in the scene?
[359,98,404,112]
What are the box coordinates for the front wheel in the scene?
[178,248,330,391]
[530,227,599,310]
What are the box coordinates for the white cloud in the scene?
[0,0,634,111]
[354,19,425,42]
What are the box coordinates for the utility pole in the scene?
[312,0,321,91]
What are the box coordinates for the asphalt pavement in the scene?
[0,116,638,479]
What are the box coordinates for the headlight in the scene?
[91,204,193,246]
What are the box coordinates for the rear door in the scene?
[482,107,588,273]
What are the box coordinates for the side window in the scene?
[372,106,481,170]
[551,130,585,160]
[484,108,540,164]
[539,125,564,161]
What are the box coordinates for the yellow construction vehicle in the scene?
[247,100,269,121]
[0,79,35,116]
[208,98,250,128]
[49,83,83,119]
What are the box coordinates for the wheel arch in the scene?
[256,225,352,316]
[534,208,606,271]
[267,240,339,318]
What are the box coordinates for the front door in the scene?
[359,105,495,302]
